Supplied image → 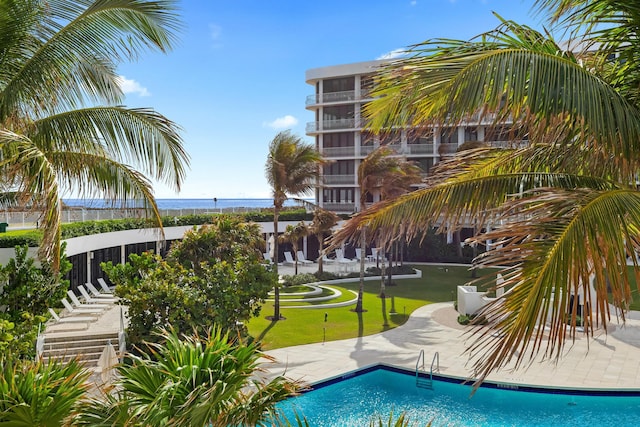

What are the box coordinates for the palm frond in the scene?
[465,188,640,384]
[34,107,189,190]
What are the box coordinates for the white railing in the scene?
[118,306,126,362]
[322,146,356,158]
[321,202,356,213]
[323,174,356,185]
[306,118,362,133]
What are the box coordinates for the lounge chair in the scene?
[296,251,314,265]
[79,285,117,303]
[61,298,104,315]
[321,254,335,264]
[48,308,96,327]
[67,290,109,309]
[97,278,114,293]
[335,249,357,272]
[283,251,296,266]
[86,282,115,299]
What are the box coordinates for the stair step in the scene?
[43,344,110,356]
[44,332,119,343]
[42,338,117,349]
[416,377,433,389]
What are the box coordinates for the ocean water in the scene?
[62,198,311,210]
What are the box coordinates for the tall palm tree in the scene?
[280,221,309,275]
[310,207,340,274]
[354,146,422,311]
[0,0,189,269]
[265,130,322,320]
[334,1,640,384]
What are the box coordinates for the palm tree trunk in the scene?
[355,228,366,312]
[317,233,324,274]
[379,252,386,298]
[273,208,281,320]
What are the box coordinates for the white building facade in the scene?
[305,60,525,214]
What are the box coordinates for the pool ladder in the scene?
[415,349,439,390]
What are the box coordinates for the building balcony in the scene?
[321,145,379,158]
[322,174,356,185]
[321,146,356,158]
[487,140,528,149]
[307,118,362,133]
[306,89,374,107]
[402,143,435,155]
[321,202,356,213]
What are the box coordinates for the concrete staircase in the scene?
[41,331,120,367]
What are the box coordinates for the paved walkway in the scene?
[264,302,640,390]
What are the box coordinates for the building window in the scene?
[323,105,355,121]
[323,132,354,148]
[440,128,457,144]
[324,77,355,93]
[324,160,355,175]
[464,127,478,142]
[323,188,354,203]
[408,130,434,145]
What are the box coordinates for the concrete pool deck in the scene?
[264,302,640,390]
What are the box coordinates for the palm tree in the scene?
[0,0,189,270]
[334,1,640,384]
[0,357,89,425]
[354,146,422,310]
[280,221,309,275]
[74,329,299,426]
[265,130,323,320]
[310,208,340,274]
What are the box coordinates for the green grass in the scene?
[247,265,480,350]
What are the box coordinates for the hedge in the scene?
[0,208,311,248]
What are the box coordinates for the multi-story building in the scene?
[305,60,525,215]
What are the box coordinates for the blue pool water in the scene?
[277,366,640,426]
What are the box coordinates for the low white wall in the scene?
[457,285,488,316]
[0,220,311,266]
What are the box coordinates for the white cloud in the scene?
[410,0,417,5]
[264,115,298,129]
[377,48,408,60]
[117,76,150,97]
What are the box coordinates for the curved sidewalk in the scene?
[264,302,640,390]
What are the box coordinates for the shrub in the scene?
[280,273,317,287]
[457,314,470,325]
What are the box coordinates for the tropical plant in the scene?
[333,0,640,384]
[265,130,323,320]
[354,146,422,310]
[310,208,340,274]
[105,218,276,346]
[74,328,299,427]
[0,0,190,270]
[0,356,89,426]
[280,221,309,275]
[0,245,71,358]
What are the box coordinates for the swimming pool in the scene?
[277,365,640,426]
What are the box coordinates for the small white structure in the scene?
[457,274,505,316]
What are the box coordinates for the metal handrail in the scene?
[430,351,440,378]
[35,322,44,360]
[118,306,126,362]
[415,349,425,379]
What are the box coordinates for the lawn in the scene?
[247,265,484,350]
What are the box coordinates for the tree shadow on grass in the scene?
[255,320,278,343]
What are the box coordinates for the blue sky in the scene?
[117,0,542,199]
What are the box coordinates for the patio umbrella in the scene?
[97,339,119,384]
